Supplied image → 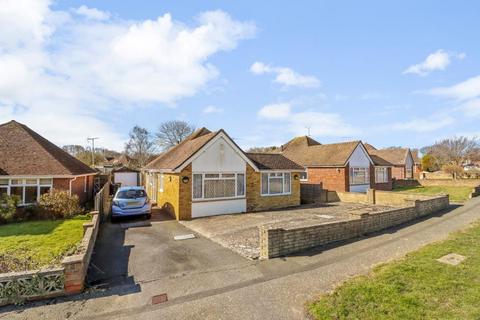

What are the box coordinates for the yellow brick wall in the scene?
[246,164,301,212]
[157,172,181,219]
[178,164,192,220]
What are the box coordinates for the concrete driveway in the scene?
[181,202,393,259]
[2,199,478,320]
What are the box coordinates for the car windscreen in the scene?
[116,190,146,199]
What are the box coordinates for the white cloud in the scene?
[73,5,110,21]
[390,116,454,133]
[203,105,223,114]
[459,99,480,117]
[0,1,255,149]
[257,103,291,119]
[429,75,480,101]
[403,49,465,76]
[257,102,357,137]
[250,62,320,88]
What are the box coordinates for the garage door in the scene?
[191,199,246,218]
[114,172,139,187]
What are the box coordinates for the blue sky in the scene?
[1,1,479,151]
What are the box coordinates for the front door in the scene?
[149,174,157,202]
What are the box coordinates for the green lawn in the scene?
[393,185,472,203]
[309,222,480,320]
[0,215,91,273]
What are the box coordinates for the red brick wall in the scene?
[374,167,393,191]
[305,166,348,192]
[391,165,405,180]
[53,175,94,205]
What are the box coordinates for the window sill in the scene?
[261,193,292,197]
[192,197,246,203]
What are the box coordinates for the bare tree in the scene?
[156,120,195,150]
[62,145,85,156]
[423,136,480,167]
[125,126,157,168]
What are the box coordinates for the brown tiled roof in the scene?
[0,120,97,176]
[144,127,219,170]
[281,136,321,151]
[368,148,410,166]
[282,140,363,167]
[246,153,304,171]
[364,143,377,151]
[370,154,393,166]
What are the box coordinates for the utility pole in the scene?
[87,137,99,166]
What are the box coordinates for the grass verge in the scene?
[0,215,91,273]
[393,185,472,203]
[308,222,480,319]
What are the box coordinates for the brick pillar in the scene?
[63,258,85,294]
[367,188,376,204]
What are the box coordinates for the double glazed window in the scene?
[349,167,370,185]
[0,178,53,205]
[192,173,245,200]
[406,167,413,179]
[375,167,388,183]
[299,171,308,182]
[261,172,291,196]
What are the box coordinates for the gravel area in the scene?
[181,202,394,259]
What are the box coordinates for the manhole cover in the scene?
[152,293,168,305]
[437,253,466,266]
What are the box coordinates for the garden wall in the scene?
[0,212,100,306]
[419,179,480,187]
[259,194,449,259]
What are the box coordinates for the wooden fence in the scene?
[94,179,111,222]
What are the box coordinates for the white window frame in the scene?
[299,171,308,182]
[406,166,413,179]
[192,172,245,201]
[349,167,370,185]
[1,178,53,205]
[375,167,388,183]
[261,172,292,196]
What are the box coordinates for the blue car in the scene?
[111,186,152,221]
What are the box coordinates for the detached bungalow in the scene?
[281,136,376,193]
[0,120,97,205]
[365,144,415,180]
[143,128,303,220]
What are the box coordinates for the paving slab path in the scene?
[1,198,480,320]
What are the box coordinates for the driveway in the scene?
[181,202,394,259]
[1,199,479,320]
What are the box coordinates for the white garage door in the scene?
[114,172,139,187]
[192,199,246,218]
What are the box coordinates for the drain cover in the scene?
[174,234,196,240]
[152,293,168,305]
[437,253,466,266]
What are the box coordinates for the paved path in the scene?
[2,198,479,320]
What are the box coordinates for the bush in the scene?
[38,190,83,219]
[0,194,20,223]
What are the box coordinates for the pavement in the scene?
[181,202,393,259]
[1,198,480,320]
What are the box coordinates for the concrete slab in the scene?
[437,253,466,266]
[181,202,394,259]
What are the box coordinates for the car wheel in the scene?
[146,214,152,220]
[111,216,117,223]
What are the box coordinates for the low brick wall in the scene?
[259,195,449,259]
[470,186,480,198]
[62,211,100,294]
[392,179,420,188]
[0,212,99,305]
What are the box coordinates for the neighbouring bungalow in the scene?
[365,144,415,180]
[0,120,97,205]
[369,154,394,191]
[411,150,422,178]
[281,136,376,193]
[142,128,304,220]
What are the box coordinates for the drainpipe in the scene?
[69,176,78,196]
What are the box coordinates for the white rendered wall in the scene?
[192,137,246,173]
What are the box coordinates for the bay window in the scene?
[192,173,245,200]
[349,167,370,185]
[0,178,53,205]
[375,167,388,183]
[261,172,291,196]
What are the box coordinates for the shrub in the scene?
[0,194,20,223]
[38,190,83,219]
